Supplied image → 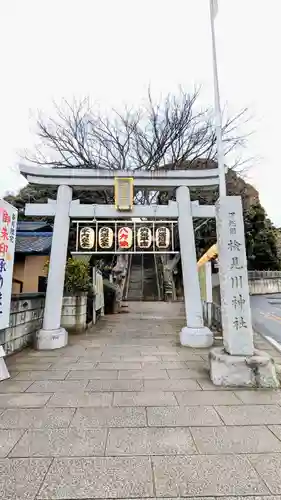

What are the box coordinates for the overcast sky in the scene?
[1,0,280,224]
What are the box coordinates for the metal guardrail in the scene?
[211,302,222,332]
[123,254,132,301]
[202,300,222,332]
[154,254,164,301]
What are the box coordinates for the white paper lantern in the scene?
[156,226,170,249]
[137,226,152,249]
[98,227,114,249]
[80,227,95,249]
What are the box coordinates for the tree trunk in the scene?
[112,253,128,313]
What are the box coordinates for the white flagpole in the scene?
[209,0,226,197]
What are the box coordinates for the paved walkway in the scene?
[2,302,281,499]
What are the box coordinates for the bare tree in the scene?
[20,89,252,308]
[24,88,249,173]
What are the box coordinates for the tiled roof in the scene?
[15,234,52,254]
[16,221,53,232]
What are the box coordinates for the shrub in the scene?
[44,258,91,294]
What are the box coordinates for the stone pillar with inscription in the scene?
[216,196,254,356]
[210,196,279,388]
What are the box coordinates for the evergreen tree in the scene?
[243,202,280,270]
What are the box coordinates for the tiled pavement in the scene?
[1,302,281,499]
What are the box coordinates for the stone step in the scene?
[127,255,161,301]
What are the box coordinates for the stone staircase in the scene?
[126,255,143,301]
[126,254,162,301]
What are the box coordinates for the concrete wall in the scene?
[212,270,281,298]
[1,271,107,355]
[61,295,87,334]
[0,293,45,355]
[1,293,89,355]
[248,278,281,295]
[202,268,281,333]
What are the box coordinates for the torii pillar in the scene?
[36,185,72,349]
[177,186,213,347]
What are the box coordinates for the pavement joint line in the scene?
[23,382,34,393]
[104,426,110,456]
[266,424,281,443]
[144,406,149,427]
[35,456,54,500]
[44,393,53,407]
[149,455,157,498]
[6,428,26,458]
[244,453,272,495]
[68,407,78,428]
[6,451,281,458]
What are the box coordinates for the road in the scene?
[251,294,281,346]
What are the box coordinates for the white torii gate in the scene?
[17,166,279,388]
[19,165,218,351]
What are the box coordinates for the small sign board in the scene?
[0,199,18,330]
[93,267,104,311]
[114,177,133,211]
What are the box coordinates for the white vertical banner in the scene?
[93,267,104,311]
[0,200,18,330]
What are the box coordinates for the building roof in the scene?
[16,221,53,232]
[15,233,52,254]
[15,221,53,255]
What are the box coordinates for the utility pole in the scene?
[209,0,226,197]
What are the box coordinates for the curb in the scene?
[264,335,281,354]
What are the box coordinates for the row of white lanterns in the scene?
[79,226,170,250]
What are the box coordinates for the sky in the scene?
[1,0,280,224]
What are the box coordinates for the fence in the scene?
[202,300,222,332]
[248,270,281,280]
[92,267,104,323]
[199,262,219,330]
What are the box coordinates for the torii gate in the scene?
[19,165,255,378]
[19,166,218,350]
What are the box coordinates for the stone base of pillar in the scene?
[209,347,279,388]
[35,327,68,350]
[180,326,213,348]
[0,358,10,381]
